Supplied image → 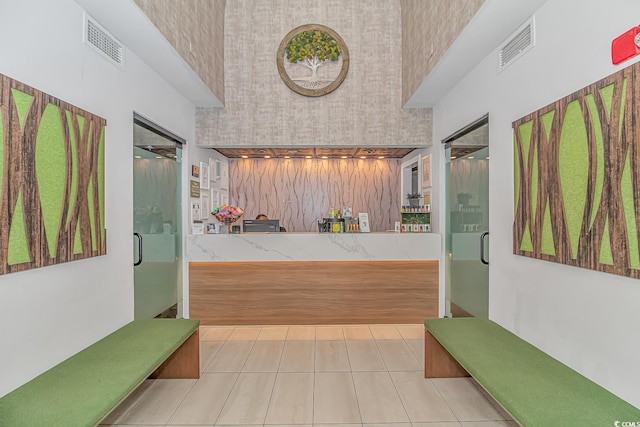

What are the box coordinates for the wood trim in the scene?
[150,330,200,379]
[190,260,439,325]
[424,329,469,378]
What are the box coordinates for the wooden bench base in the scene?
[424,329,469,378]
[151,329,200,379]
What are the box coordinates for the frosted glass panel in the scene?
[447,147,489,318]
[133,138,181,319]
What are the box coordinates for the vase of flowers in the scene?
[212,205,244,233]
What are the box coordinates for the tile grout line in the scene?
[262,332,288,425]
[345,328,364,425]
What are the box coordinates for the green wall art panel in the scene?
[513,62,640,279]
[0,74,107,275]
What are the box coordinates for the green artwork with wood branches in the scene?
[0,74,106,275]
[513,62,640,279]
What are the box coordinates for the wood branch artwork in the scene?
[0,73,107,275]
[277,24,349,97]
[513,61,640,279]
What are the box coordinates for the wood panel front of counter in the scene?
[189,260,438,325]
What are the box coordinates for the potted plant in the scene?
[407,192,422,208]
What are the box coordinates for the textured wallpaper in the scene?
[229,158,401,232]
[197,0,432,147]
[134,0,226,103]
[401,0,485,105]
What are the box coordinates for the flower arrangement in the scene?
[212,205,244,224]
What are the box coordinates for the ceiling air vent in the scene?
[84,14,124,68]
[499,17,535,72]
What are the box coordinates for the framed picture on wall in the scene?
[421,188,432,207]
[191,164,200,177]
[201,192,210,219]
[211,158,221,181]
[421,154,432,188]
[191,200,201,221]
[211,189,220,210]
[200,161,210,189]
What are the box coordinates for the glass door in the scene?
[444,118,489,318]
[133,117,183,319]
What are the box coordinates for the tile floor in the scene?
[101,325,517,427]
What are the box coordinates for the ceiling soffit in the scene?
[214,147,416,159]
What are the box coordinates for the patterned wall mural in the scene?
[0,74,106,275]
[229,158,400,232]
[513,62,640,279]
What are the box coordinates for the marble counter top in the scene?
[187,232,441,262]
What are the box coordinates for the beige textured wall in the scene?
[401,0,485,104]
[197,0,431,147]
[229,158,401,232]
[134,0,225,103]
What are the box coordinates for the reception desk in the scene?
[187,233,441,325]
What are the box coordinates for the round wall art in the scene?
[277,24,349,97]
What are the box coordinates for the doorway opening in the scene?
[443,115,489,318]
[133,114,185,319]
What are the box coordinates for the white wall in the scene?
[434,0,640,407]
[0,0,195,397]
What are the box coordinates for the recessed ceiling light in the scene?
[241,155,248,159]
[284,155,291,159]
[134,155,141,159]
[321,156,328,159]
[378,156,385,159]
[155,156,162,159]
[451,156,457,159]
[486,156,490,160]
[360,156,367,159]
[468,156,475,159]
[341,156,348,159]
[264,155,271,159]
[305,155,312,159]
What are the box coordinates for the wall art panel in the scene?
[229,158,400,232]
[0,74,107,275]
[513,62,640,279]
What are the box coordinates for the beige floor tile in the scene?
[264,373,314,424]
[412,423,462,427]
[346,340,386,371]
[315,340,351,372]
[206,341,254,372]
[316,326,345,340]
[370,325,403,339]
[376,340,422,371]
[471,379,513,421]
[257,326,289,340]
[101,379,154,424]
[390,372,457,422]
[363,424,411,427]
[228,327,261,341]
[343,326,374,340]
[201,341,225,372]
[201,327,234,341]
[217,372,277,424]
[279,340,315,372]
[243,340,285,372]
[119,379,196,424]
[314,425,362,427]
[287,326,315,340]
[405,340,424,367]
[168,373,238,424]
[352,372,409,423]
[461,422,513,427]
[314,373,361,424]
[432,378,504,422]
[396,325,425,340]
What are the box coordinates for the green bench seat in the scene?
[424,318,640,426]
[0,318,200,427]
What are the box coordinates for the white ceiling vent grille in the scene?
[499,17,535,72]
[84,14,124,67]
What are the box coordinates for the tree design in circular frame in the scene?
[277,24,350,97]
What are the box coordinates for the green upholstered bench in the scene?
[424,318,640,426]
[0,318,200,427]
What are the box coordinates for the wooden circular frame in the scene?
[277,24,350,97]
